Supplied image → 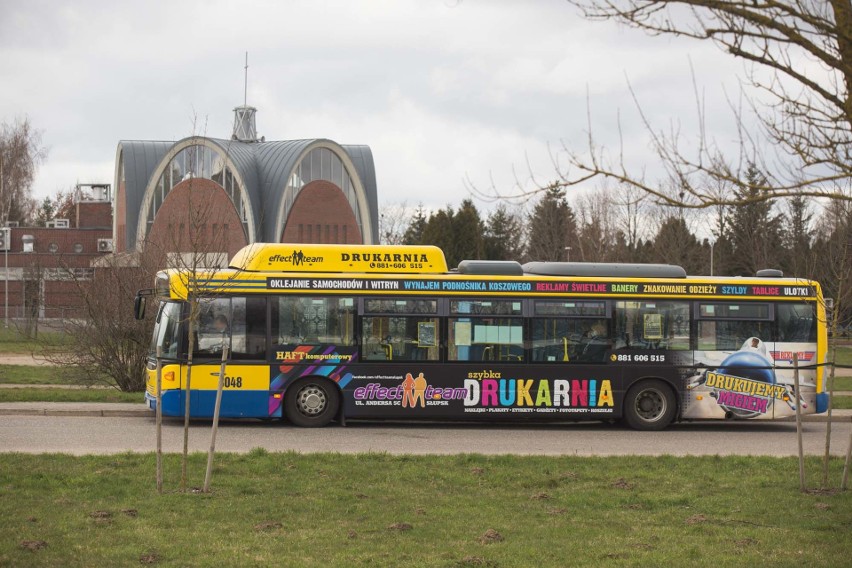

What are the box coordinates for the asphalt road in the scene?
[1,415,850,456]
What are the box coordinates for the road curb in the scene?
[0,407,150,417]
[1,407,850,421]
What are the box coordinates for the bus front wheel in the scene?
[623,379,676,431]
[284,378,340,428]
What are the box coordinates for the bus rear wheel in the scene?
[623,379,676,431]
[284,378,340,428]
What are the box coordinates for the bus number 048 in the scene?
[223,376,243,388]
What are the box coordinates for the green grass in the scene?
[833,376,852,391]
[0,328,68,354]
[0,388,142,403]
[833,344,852,367]
[0,365,68,385]
[0,453,849,567]
[830,396,852,410]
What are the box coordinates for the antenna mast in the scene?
[243,51,248,107]
[232,51,259,142]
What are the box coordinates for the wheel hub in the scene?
[297,385,326,416]
[635,389,665,421]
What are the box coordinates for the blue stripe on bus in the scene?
[146,390,272,418]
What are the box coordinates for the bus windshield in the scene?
[151,301,182,359]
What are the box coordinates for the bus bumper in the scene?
[145,391,183,416]
[816,392,829,414]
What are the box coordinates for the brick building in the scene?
[0,190,113,321]
[114,106,379,260]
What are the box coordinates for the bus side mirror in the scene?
[134,294,146,320]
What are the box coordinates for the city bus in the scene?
[137,243,829,430]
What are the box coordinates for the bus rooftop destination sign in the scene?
[265,277,816,298]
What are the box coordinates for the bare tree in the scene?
[42,248,165,391]
[144,133,256,493]
[379,201,412,245]
[574,190,618,261]
[471,1,851,208]
[0,117,46,224]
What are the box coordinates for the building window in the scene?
[73,243,83,253]
[48,243,59,253]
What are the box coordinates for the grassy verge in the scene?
[0,388,141,404]
[0,329,68,354]
[833,344,851,367]
[833,376,852,391]
[0,365,68,385]
[0,453,849,567]
[830,396,852,410]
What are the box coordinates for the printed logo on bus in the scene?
[268,250,324,267]
[769,351,815,363]
[353,372,466,408]
[463,370,615,414]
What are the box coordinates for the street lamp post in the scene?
[1,156,5,328]
[710,241,715,276]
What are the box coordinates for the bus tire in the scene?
[283,378,340,428]
[623,379,676,431]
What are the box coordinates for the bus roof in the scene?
[157,243,822,302]
[229,243,448,273]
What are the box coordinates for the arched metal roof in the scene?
[254,139,316,242]
[204,137,261,241]
[117,136,379,250]
[341,144,379,245]
[115,140,172,250]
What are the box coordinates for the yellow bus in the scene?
[136,243,829,430]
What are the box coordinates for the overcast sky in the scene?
[0,0,749,213]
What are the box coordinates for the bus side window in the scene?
[360,299,440,362]
[531,318,611,363]
[696,302,773,351]
[614,301,690,350]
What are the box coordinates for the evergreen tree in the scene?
[649,216,704,274]
[727,164,784,276]
[780,194,814,277]
[484,204,524,261]
[402,203,427,245]
[452,199,486,265]
[526,187,577,261]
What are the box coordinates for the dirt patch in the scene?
[89,510,112,520]
[122,509,138,518]
[530,492,551,500]
[686,514,707,525]
[736,537,759,547]
[470,467,485,475]
[254,521,282,532]
[805,488,841,496]
[612,478,634,490]
[630,542,654,551]
[387,522,413,531]
[20,540,47,551]
[546,507,567,515]
[0,354,56,366]
[347,530,357,539]
[458,557,498,567]
[139,551,160,564]
[479,529,504,544]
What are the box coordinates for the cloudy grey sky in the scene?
[0,0,747,210]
